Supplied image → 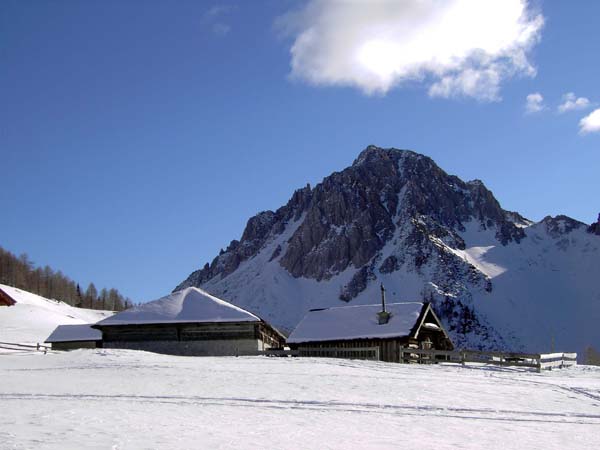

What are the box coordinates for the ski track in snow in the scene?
[1,350,599,449]
[1,392,599,425]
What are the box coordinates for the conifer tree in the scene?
[75,284,83,307]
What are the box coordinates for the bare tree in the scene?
[0,245,131,311]
[85,283,98,309]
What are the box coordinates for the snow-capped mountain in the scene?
[176,146,600,355]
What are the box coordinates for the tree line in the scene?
[0,245,131,311]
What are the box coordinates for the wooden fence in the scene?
[538,352,577,370]
[271,346,577,372]
[259,349,300,357]
[297,346,380,360]
[397,347,577,372]
[0,341,51,354]
[260,347,379,360]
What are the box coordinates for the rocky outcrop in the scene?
[588,213,600,236]
[339,266,376,302]
[175,184,313,289]
[541,215,586,238]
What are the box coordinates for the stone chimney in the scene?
[377,284,391,325]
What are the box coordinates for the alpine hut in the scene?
[287,295,453,363]
[45,324,103,350]
[92,287,285,356]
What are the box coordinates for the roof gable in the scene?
[287,302,425,344]
[95,287,260,326]
[413,303,453,344]
[0,287,16,306]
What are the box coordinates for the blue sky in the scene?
[1,1,598,302]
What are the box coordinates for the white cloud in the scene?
[525,92,544,114]
[558,92,590,113]
[204,6,234,20]
[278,0,544,100]
[211,23,231,36]
[579,108,600,135]
[202,4,236,36]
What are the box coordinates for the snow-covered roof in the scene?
[95,287,260,326]
[46,324,102,343]
[287,302,425,344]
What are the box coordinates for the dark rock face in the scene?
[379,255,400,273]
[339,266,375,302]
[278,146,524,282]
[279,151,398,280]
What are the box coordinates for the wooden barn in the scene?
[45,324,103,350]
[92,287,285,356]
[0,287,17,306]
[287,289,453,363]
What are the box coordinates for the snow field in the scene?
[1,350,599,449]
[0,284,112,348]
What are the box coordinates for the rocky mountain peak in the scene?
[540,215,586,237]
[178,145,526,293]
[352,145,420,167]
[588,213,600,236]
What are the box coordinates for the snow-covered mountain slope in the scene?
[0,284,113,346]
[454,217,600,356]
[177,146,600,356]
